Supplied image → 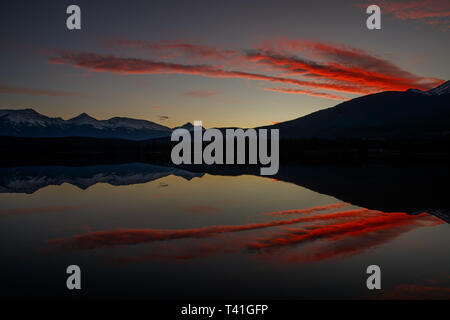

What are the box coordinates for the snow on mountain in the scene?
[67,113,172,131]
[0,109,173,140]
[0,108,63,127]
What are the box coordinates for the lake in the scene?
[0,163,449,299]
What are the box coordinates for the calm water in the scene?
[0,163,449,299]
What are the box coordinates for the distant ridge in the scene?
[1,81,449,140]
[266,80,450,139]
[0,109,172,140]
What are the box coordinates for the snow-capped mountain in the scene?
[66,113,170,131]
[0,108,64,126]
[67,112,105,129]
[0,109,173,140]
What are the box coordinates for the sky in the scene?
[0,0,449,128]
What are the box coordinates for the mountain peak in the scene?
[70,112,96,120]
[179,122,194,129]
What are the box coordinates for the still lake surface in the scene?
[0,163,449,299]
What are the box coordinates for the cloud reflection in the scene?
[46,203,444,267]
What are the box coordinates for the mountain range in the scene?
[0,109,180,140]
[1,80,449,140]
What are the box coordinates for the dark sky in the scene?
[1,0,449,128]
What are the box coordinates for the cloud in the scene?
[358,0,450,29]
[246,45,442,92]
[380,0,450,20]
[46,38,444,100]
[183,90,218,97]
[0,84,84,97]
[101,39,239,60]
[43,34,443,101]
[47,50,377,94]
[264,87,349,101]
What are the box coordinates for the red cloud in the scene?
[47,51,378,94]
[357,0,450,29]
[47,37,444,99]
[0,84,84,97]
[380,0,450,20]
[246,47,442,92]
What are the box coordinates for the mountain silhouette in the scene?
[266,80,450,139]
[1,81,449,140]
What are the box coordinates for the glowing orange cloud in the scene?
[246,48,442,92]
[47,51,377,94]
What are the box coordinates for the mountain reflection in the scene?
[1,162,449,300]
[1,162,449,221]
[0,163,204,194]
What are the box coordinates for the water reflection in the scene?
[0,163,203,194]
[0,162,449,299]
